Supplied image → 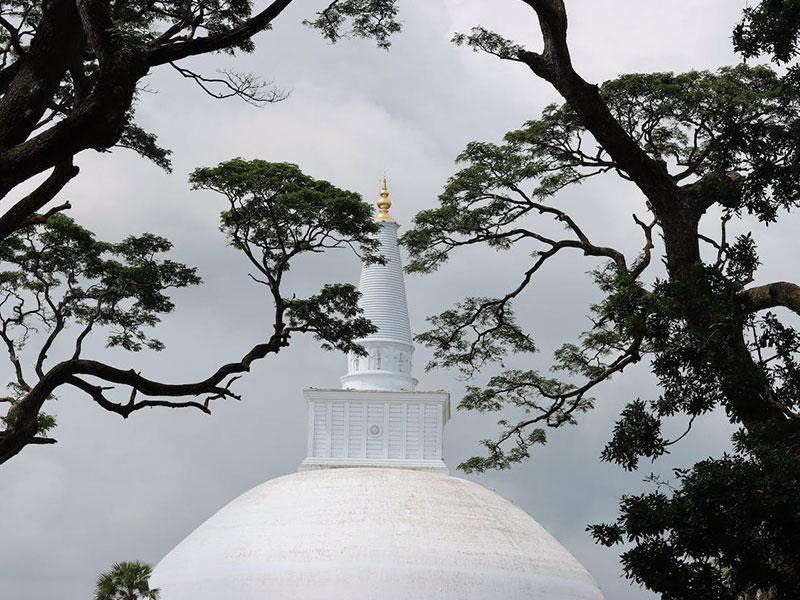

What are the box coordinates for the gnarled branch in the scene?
[742,282,800,316]
[146,0,294,66]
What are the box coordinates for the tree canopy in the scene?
[94,561,159,600]
[0,0,401,462]
[0,0,400,239]
[403,1,800,598]
[0,159,380,463]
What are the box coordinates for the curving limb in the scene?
[742,282,800,316]
[146,0,294,66]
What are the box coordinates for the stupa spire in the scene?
[300,178,448,473]
[340,180,416,391]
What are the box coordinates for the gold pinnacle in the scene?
[376,175,393,221]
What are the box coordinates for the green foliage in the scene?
[601,399,665,471]
[459,426,547,474]
[601,67,800,222]
[403,64,800,471]
[117,110,173,172]
[452,26,524,60]
[456,367,592,472]
[405,38,800,596]
[190,158,381,354]
[734,0,800,63]
[0,214,199,445]
[303,0,401,50]
[752,312,800,414]
[590,436,800,600]
[456,366,594,472]
[105,0,260,54]
[94,560,159,600]
[0,0,404,179]
[0,0,404,462]
[725,233,760,284]
[191,159,381,271]
[286,283,376,354]
[415,297,536,377]
[0,214,200,354]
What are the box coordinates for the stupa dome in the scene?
[150,468,603,600]
[150,182,605,599]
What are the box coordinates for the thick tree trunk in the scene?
[518,1,799,447]
[0,0,84,149]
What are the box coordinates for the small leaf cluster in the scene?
[750,312,800,414]
[734,0,800,63]
[303,0,401,50]
[94,560,159,600]
[117,101,173,172]
[286,283,377,355]
[1,401,55,436]
[459,426,547,474]
[601,399,666,471]
[452,26,524,60]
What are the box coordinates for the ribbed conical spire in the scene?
[340,182,417,391]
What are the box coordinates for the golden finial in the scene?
[376,174,393,221]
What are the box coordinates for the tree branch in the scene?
[67,375,212,418]
[513,1,680,213]
[169,62,289,106]
[76,0,116,66]
[0,323,290,465]
[0,0,84,150]
[742,282,800,316]
[146,0,294,66]
[0,320,29,391]
[0,160,79,241]
[0,16,25,57]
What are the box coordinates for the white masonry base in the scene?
[300,388,450,472]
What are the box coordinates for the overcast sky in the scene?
[3,1,797,599]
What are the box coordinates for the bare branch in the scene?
[0,320,29,390]
[630,212,657,277]
[19,435,56,445]
[664,415,697,446]
[170,63,289,106]
[76,0,116,66]
[67,376,212,418]
[17,202,72,228]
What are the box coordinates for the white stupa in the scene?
[150,182,605,600]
